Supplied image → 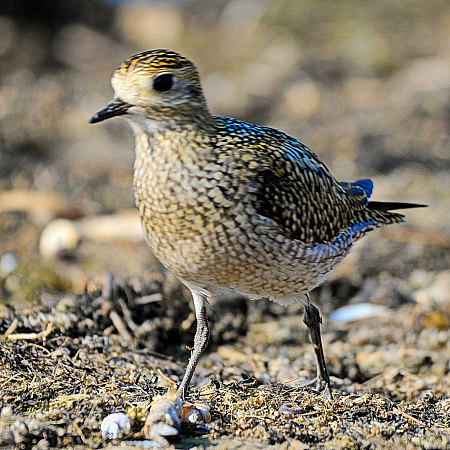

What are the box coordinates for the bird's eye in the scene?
[153,73,173,92]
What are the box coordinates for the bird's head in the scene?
[90,49,210,129]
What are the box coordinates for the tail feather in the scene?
[368,201,427,212]
[348,200,426,242]
[353,179,373,198]
[345,183,426,241]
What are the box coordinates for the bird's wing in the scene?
[213,117,410,245]
[254,150,411,245]
[252,139,353,245]
[214,117,353,244]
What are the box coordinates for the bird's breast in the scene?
[132,136,256,275]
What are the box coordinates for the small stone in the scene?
[0,253,18,276]
[101,412,131,440]
[1,406,14,418]
[12,421,29,445]
[35,438,50,450]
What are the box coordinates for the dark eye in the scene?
[153,73,173,92]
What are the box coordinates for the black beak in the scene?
[90,98,133,124]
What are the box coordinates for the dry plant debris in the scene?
[1,272,450,449]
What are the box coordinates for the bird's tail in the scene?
[340,178,426,239]
[367,201,426,212]
[365,200,426,225]
[342,178,426,225]
[350,199,426,239]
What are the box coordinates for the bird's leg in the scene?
[176,290,210,399]
[302,296,332,398]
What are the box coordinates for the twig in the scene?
[7,323,54,341]
[0,318,18,339]
[110,311,134,343]
[72,421,87,444]
[0,373,23,390]
[46,338,69,357]
[157,368,177,387]
[118,297,138,332]
[393,407,426,427]
[20,343,51,354]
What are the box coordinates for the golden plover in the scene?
[91,49,424,398]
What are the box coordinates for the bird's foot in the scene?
[297,376,333,399]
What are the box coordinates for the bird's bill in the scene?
[90,98,133,123]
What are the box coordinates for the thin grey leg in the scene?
[302,295,332,398]
[177,290,210,399]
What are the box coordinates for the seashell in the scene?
[0,253,19,276]
[278,402,305,415]
[181,402,211,423]
[101,412,131,440]
[39,219,79,259]
[143,390,182,445]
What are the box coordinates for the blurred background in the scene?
[0,0,449,309]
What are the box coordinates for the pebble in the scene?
[329,303,389,323]
[181,402,211,423]
[278,403,305,415]
[1,406,14,417]
[35,438,50,450]
[12,421,29,445]
[0,253,18,276]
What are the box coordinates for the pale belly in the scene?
[140,205,350,303]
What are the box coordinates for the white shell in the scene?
[39,219,79,259]
[101,412,131,440]
[0,253,19,276]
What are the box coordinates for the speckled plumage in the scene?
[91,49,423,398]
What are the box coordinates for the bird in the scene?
[90,49,424,399]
